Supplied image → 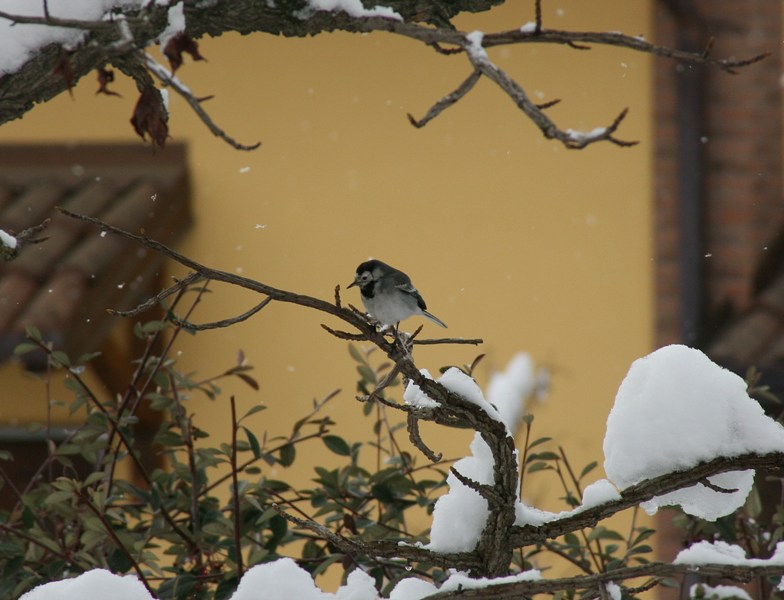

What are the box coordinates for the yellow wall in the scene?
[1,0,652,576]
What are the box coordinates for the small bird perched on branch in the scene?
[348,259,447,328]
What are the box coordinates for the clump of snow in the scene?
[428,431,494,551]
[565,127,608,143]
[0,1,108,75]
[388,569,540,598]
[0,229,18,249]
[403,369,440,409]
[520,21,537,33]
[231,558,378,600]
[486,353,535,432]
[440,367,503,422]
[465,30,487,61]
[605,582,622,600]
[515,501,559,526]
[689,583,752,600]
[157,2,185,47]
[604,345,784,520]
[334,568,377,600]
[295,0,402,21]
[438,568,541,593]
[580,478,621,508]
[20,569,154,600]
[515,478,621,527]
[388,578,437,600]
[404,367,506,422]
[675,540,784,567]
[0,0,194,76]
[21,561,381,600]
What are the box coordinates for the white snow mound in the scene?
[603,345,784,520]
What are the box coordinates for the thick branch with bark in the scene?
[0,1,766,149]
[56,208,784,592]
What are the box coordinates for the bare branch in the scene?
[408,69,481,128]
[141,52,261,151]
[108,272,202,317]
[0,2,767,148]
[412,337,484,346]
[407,413,443,462]
[424,561,784,599]
[511,451,784,546]
[321,324,367,341]
[1,218,51,260]
[168,296,273,331]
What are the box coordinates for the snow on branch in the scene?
[0,219,51,261]
[53,207,784,598]
[0,0,768,150]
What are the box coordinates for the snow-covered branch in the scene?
[55,207,784,597]
[0,0,767,150]
[0,219,51,261]
[511,450,784,547]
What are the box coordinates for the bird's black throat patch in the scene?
[358,280,376,298]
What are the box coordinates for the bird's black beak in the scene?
[347,280,357,289]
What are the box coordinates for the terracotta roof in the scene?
[0,144,191,369]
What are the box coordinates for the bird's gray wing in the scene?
[395,281,428,311]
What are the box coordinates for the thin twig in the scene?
[408,69,481,128]
[168,296,272,330]
[321,324,367,341]
[141,52,261,151]
[412,337,484,346]
[230,397,245,579]
[170,370,204,575]
[108,272,201,317]
[407,413,442,462]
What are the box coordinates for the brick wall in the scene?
[654,0,783,348]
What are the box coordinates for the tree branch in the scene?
[511,451,784,546]
[55,208,784,582]
[0,1,767,148]
[424,561,784,599]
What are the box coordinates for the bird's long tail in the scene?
[423,311,447,328]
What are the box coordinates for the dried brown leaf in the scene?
[130,85,168,149]
[163,32,206,73]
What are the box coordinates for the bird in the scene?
[348,259,447,328]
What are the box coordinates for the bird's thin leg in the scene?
[393,323,415,360]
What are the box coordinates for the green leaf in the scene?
[526,436,552,450]
[84,472,105,487]
[76,351,102,365]
[579,461,598,479]
[242,427,262,459]
[242,404,267,420]
[25,325,42,341]
[50,350,70,367]
[141,320,168,334]
[322,435,351,456]
[235,373,260,391]
[44,490,75,505]
[12,342,38,356]
[348,343,366,365]
[526,451,559,463]
[278,443,296,467]
[357,364,376,384]
[587,526,625,542]
[311,553,343,578]
[631,528,656,547]
[527,462,553,473]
